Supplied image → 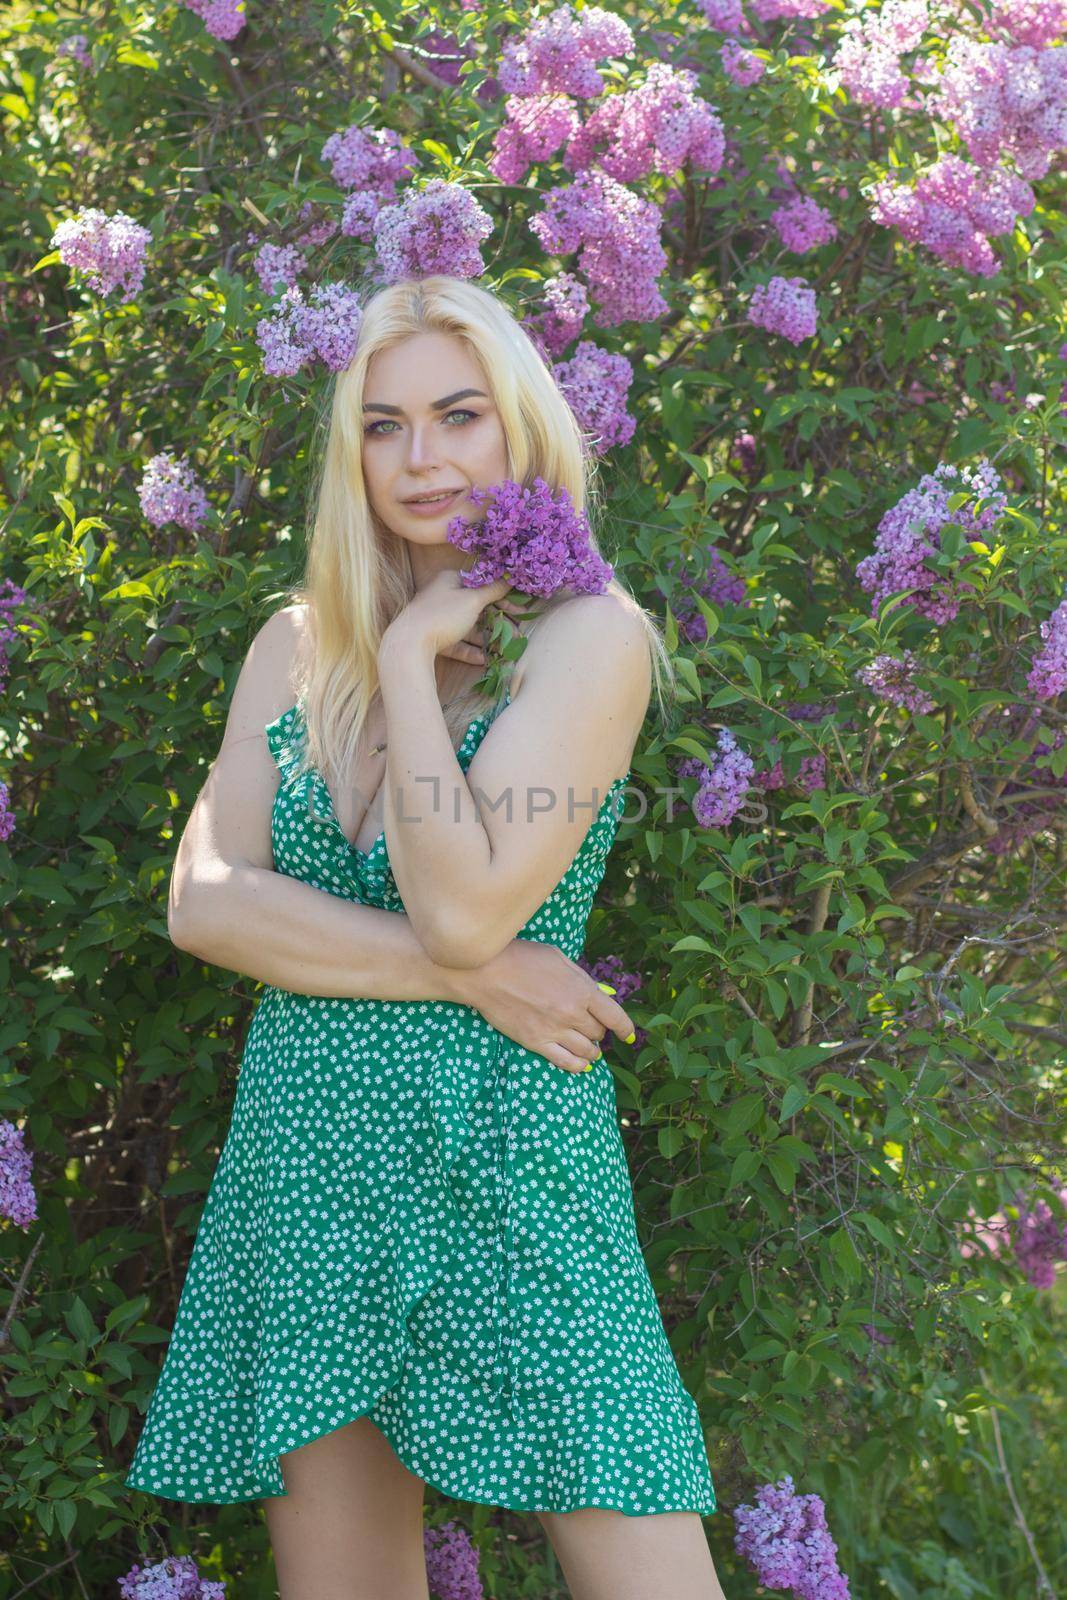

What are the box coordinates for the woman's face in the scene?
[361,331,509,544]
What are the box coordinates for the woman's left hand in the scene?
[380,569,522,669]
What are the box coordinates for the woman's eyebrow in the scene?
[362,387,489,415]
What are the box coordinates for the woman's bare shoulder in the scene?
[512,590,650,707]
[222,601,313,746]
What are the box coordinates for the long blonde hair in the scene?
[282,273,676,787]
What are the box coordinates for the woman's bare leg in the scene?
[536,1508,729,1600]
[263,1416,429,1600]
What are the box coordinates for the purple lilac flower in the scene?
[0,1118,37,1228]
[524,271,590,358]
[553,341,636,452]
[1026,593,1067,699]
[577,952,644,1003]
[869,154,1035,277]
[530,169,669,326]
[373,180,494,282]
[796,752,826,793]
[181,0,245,40]
[856,650,937,714]
[721,40,767,84]
[0,784,14,842]
[423,1520,484,1600]
[498,4,635,98]
[749,0,833,17]
[771,195,837,253]
[254,242,302,296]
[447,476,614,597]
[488,95,581,185]
[665,544,748,643]
[832,0,928,109]
[1010,1184,1067,1287]
[678,728,755,829]
[747,274,818,344]
[731,431,759,478]
[989,0,1067,46]
[256,282,364,376]
[931,36,1067,182]
[856,457,1007,623]
[754,755,786,789]
[50,207,151,303]
[323,124,419,194]
[118,1553,226,1599]
[733,1473,852,1599]
[137,452,210,533]
[57,32,93,68]
[699,0,747,32]
[563,63,726,183]
[0,578,29,692]
[294,201,338,253]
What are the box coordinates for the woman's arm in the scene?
[376,592,651,970]
[173,857,474,1003]
[168,603,468,1003]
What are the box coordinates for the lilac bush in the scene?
[6,0,1067,1590]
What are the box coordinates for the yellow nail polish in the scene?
[596,982,617,994]
[624,1032,636,1044]
[583,1061,594,1071]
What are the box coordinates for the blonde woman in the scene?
[126,275,726,1600]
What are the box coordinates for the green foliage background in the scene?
[1,0,1065,1595]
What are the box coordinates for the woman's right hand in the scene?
[456,938,637,1073]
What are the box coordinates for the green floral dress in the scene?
[126,688,717,1517]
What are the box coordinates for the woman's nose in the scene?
[406,424,442,468]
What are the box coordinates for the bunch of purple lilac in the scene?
[446,476,614,597]
[961,1184,1067,1287]
[552,340,636,452]
[489,95,581,185]
[699,0,748,32]
[497,4,634,98]
[856,457,1007,623]
[1026,591,1067,700]
[771,195,837,254]
[56,32,92,69]
[255,281,364,376]
[869,154,1035,277]
[665,543,749,644]
[0,577,28,693]
[181,0,245,40]
[1011,1185,1067,1288]
[50,207,152,303]
[750,0,833,19]
[856,650,936,715]
[118,1554,225,1599]
[423,1519,484,1600]
[989,0,1067,46]
[832,0,929,110]
[721,39,766,86]
[932,35,1067,182]
[531,168,668,327]
[562,63,726,185]
[0,1118,37,1227]
[577,952,644,1003]
[747,275,818,345]
[523,270,590,358]
[677,729,755,829]
[323,124,419,244]
[137,452,211,533]
[372,179,494,283]
[733,1473,852,1600]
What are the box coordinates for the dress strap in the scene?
[264,701,307,789]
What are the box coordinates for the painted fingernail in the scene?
[596,982,617,994]
[624,1032,636,1043]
